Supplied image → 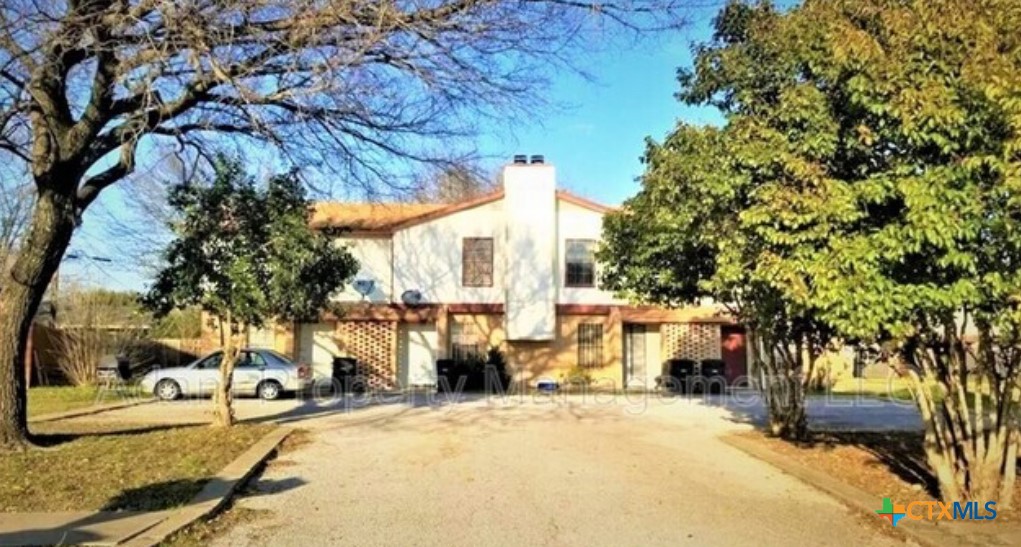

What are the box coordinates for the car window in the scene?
[248,351,268,367]
[262,350,293,367]
[235,352,267,369]
[234,352,254,369]
[195,352,222,369]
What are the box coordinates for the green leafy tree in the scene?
[600,124,831,440]
[655,0,1021,504]
[144,156,357,427]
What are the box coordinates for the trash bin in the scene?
[116,355,131,382]
[436,359,456,391]
[700,359,727,394]
[667,359,697,393]
[332,357,358,392]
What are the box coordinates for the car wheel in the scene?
[257,380,282,400]
[155,379,181,401]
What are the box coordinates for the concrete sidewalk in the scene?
[1,428,292,546]
[0,510,170,546]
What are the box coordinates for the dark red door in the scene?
[720,325,748,385]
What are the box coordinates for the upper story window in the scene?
[565,239,597,288]
[462,237,494,287]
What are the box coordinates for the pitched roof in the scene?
[556,190,617,213]
[309,202,447,232]
[310,189,615,234]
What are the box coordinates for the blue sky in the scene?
[476,7,724,204]
[63,4,727,293]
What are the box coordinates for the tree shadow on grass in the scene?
[29,423,194,448]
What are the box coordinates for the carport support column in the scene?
[436,305,449,360]
[609,306,623,382]
[389,320,399,389]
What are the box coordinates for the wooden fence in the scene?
[26,325,213,386]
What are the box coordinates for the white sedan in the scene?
[140,348,314,401]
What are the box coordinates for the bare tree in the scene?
[49,284,147,386]
[409,162,495,203]
[0,1,686,448]
[0,173,32,275]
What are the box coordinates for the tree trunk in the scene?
[213,315,241,428]
[909,339,1018,507]
[760,334,807,440]
[765,371,807,440]
[0,189,77,449]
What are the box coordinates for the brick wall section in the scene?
[336,320,397,389]
[505,311,623,385]
[662,323,721,361]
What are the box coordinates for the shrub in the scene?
[439,346,512,392]
[564,365,592,387]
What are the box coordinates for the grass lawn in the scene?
[28,385,147,418]
[1,421,274,512]
[820,377,916,402]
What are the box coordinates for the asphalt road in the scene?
[212,396,904,546]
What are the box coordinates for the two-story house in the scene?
[241,156,747,390]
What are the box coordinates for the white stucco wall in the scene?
[504,164,557,340]
[392,200,505,304]
[334,237,393,303]
[556,199,628,305]
[298,322,341,379]
[330,169,624,312]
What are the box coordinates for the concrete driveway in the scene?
[68,389,924,432]
[162,394,907,547]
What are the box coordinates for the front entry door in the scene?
[401,324,438,387]
[623,324,647,388]
[720,325,748,386]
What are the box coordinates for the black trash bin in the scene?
[116,355,131,382]
[436,359,457,391]
[700,359,727,394]
[667,359,697,393]
[332,357,358,392]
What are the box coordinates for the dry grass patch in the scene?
[1,421,274,512]
[160,505,271,547]
[737,430,1021,522]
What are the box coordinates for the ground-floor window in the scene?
[451,321,485,362]
[577,323,603,368]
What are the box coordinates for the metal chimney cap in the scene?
[530,154,545,164]
[512,154,528,164]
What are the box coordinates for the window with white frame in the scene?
[565,239,597,288]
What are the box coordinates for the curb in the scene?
[119,426,293,547]
[29,397,157,424]
[721,433,953,547]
